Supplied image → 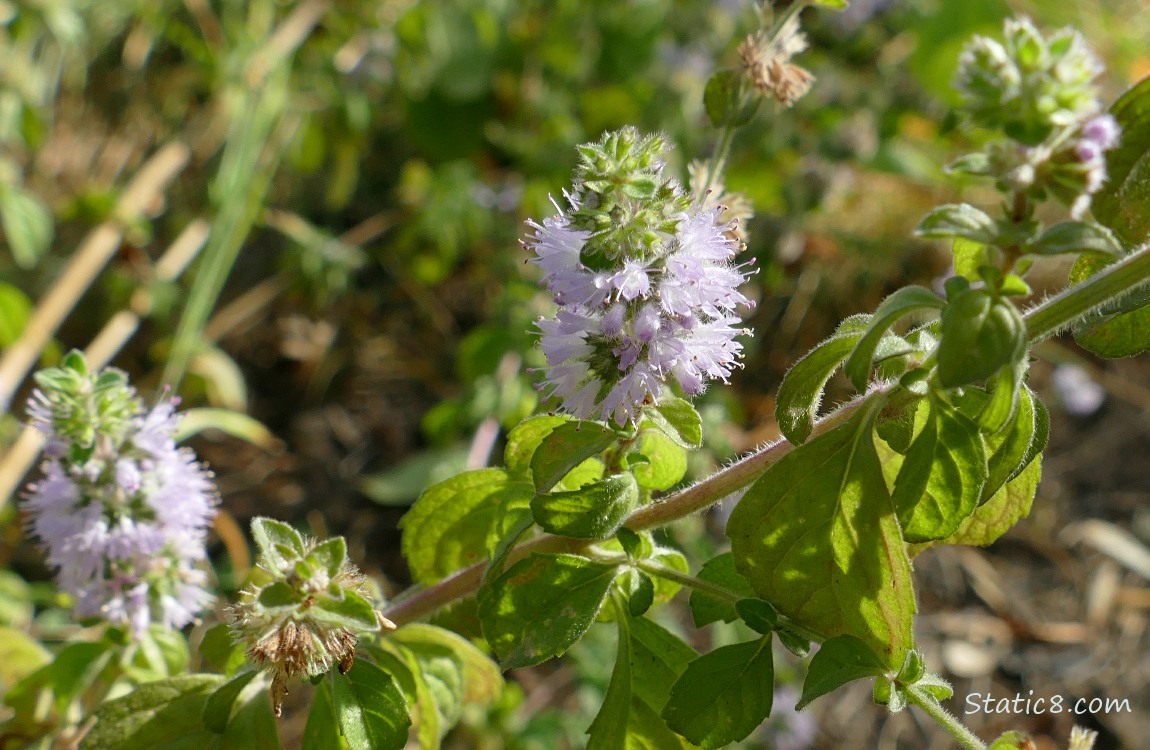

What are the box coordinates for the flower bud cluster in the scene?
[226,519,390,716]
[955,17,1103,145]
[951,19,1120,219]
[23,352,217,634]
[527,127,755,426]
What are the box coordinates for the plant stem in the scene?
[381,391,877,627]
[904,685,987,750]
[1023,240,1150,341]
[635,558,825,643]
[634,558,740,603]
[380,243,1150,627]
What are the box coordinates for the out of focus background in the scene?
[1,0,1148,747]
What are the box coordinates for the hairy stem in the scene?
[1023,240,1150,341]
[382,242,1150,627]
[635,557,825,643]
[381,391,876,626]
[905,685,987,750]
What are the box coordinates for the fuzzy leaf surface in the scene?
[776,331,861,444]
[728,406,915,667]
[478,553,619,670]
[797,635,886,710]
[400,468,533,584]
[892,400,987,542]
[662,638,774,748]
[332,660,410,750]
[531,472,639,538]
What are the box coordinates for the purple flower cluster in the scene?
[25,390,218,634]
[529,197,754,426]
[1070,113,1121,218]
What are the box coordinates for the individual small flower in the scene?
[738,13,816,107]
[226,519,391,717]
[528,129,755,427]
[23,353,218,634]
[1065,113,1121,218]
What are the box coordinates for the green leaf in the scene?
[735,599,778,635]
[615,527,650,559]
[173,408,281,451]
[913,671,954,701]
[937,287,1026,388]
[531,421,617,493]
[0,281,32,347]
[649,548,690,607]
[309,537,347,578]
[892,400,987,542]
[586,598,633,750]
[258,581,301,610]
[910,454,1041,555]
[531,473,639,538]
[390,624,503,707]
[811,0,848,8]
[49,640,114,712]
[647,398,704,449]
[585,610,698,749]
[689,553,754,627]
[332,660,411,750]
[478,553,620,669]
[914,203,998,244]
[981,386,1038,501]
[251,518,305,570]
[81,674,225,750]
[0,184,53,268]
[1069,252,1150,357]
[199,623,248,677]
[1011,393,1048,483]
[629,617,697,710]
[796,635,886,710]
[776,331,861,444]
[776,628,811,659]
[311,590,381,632]
[220,682,282,749]
[952,238,991,282]
[377,647,441,748]
[844,286,944,391]
[728,404,915,667]
[504,415,570,476]
[202,670,261,733]
[400,468,533,584]
[392,638,464,736]
[702,69,760,128]
[631,428,688,491]
[0,626,49,691]
[662,637,774,748]
[1094,76,1150,246]
[1027,221,1123,257]
[627,572,656,617]
[302,678,341,750]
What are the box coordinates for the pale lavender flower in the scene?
[529,201,754,426]
[24,383,218,635]
[1069,113,1121,219]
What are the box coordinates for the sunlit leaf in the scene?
[728,405,915,667]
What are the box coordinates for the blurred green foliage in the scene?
[1,0,1147,742]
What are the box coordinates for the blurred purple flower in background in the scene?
[24,357,217,634]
